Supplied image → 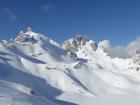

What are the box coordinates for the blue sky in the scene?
[0,0,140,45]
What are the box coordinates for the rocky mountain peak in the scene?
[133,49,140,64]
[15,27,39,43]
[15,30,25,43]
[73,35,89,47]
[26,27,32,33]
[136,49,140,54]
[62,35,98,53]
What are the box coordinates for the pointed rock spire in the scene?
[136,49,140,54]
[73,35,89,46]
[62,35,98,53]
[19,30,24,35]
[15,30,25,43]
[26,27,32,33]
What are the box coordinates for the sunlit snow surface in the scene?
[0,29,140,105]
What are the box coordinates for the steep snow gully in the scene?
[0,27,140,105]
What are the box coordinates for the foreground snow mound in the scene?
[1,28,140,105]
[0,80,56,105]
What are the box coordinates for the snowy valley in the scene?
[0,27,140,105]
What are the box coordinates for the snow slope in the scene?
[0,28,140,105]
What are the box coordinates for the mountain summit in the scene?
[15,27,41,43]
[62,35,98,52]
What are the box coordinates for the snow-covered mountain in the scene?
[1,27,140,105]
[62,35,98,52]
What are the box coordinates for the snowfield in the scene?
[0,27,140,105]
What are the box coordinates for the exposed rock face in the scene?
[89,41,98,51]
[98,45,110,55]
[136,49,140,55]
[15,27,40,43]
[15,31,25,43]
[133,49,140,64]
[129,49,140,71]
[73,35,89,47]
[62,35,98,52]
[67,51,78,60]
[26,27,32,33]
[62,40,79,52]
